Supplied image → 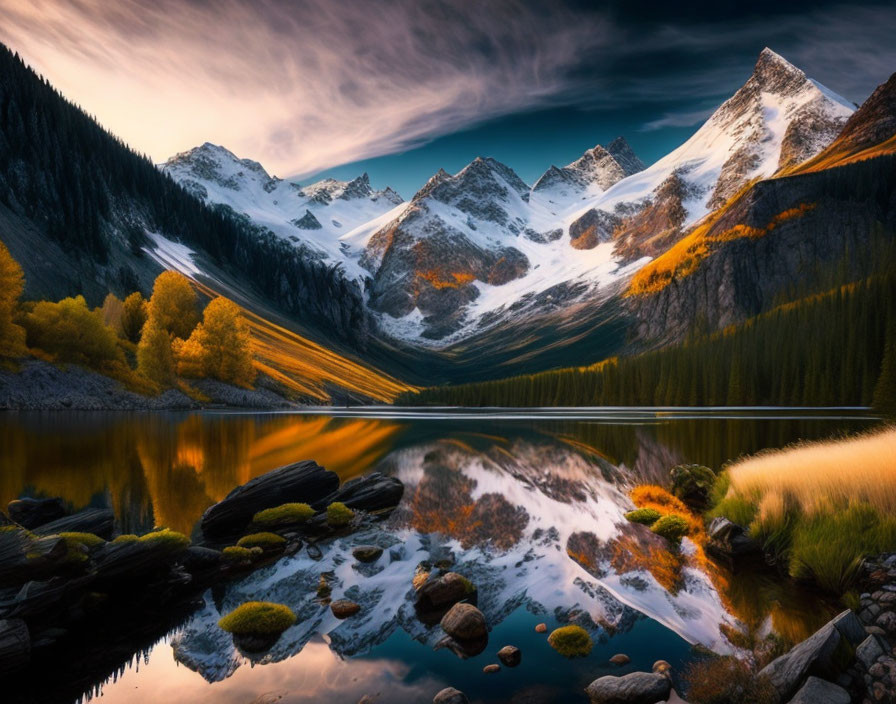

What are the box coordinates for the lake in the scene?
[0,408,880,704]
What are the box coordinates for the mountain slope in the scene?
[626,71,896,344]
[162,143,403,274]
[0,43,414,401]
[595,48,854,261]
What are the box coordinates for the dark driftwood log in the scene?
[200,460,339,538]
[0,618,30,676]
[317,472,404,512]
[8,497,67,530]
[33,508,115,540]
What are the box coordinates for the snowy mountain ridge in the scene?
[160,49,854,346]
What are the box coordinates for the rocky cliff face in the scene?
[628,153,896,343]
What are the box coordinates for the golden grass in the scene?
[189,279,416,403]
[725,427,896,516]
[787,133,896,175]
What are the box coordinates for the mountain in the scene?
[532,136,645,201]
[162,143,403,272]
[626,70,896,345]
[0,42,413,401]
[590,48,855,261]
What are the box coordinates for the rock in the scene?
[93,540,186,582]
[830,609,868,646]
[483,663,500,674]
[200,461,339,538]
[585,672,672,704]
[33,508,115,540]
[876,610,896,633]
[417,572,473,608]
[434,634,487,658]
[856,634,887,669]
[609,653,631,665]
[669,464,716,508]
[7,497,66,529]
[433,688,469,704]
[705,517,761,564]
[758,622,842,701]
[0,618,30,676]
[497,645,521,667]
[307,543,323,561]
[652,660,672,676]
[786,676,850,704]
[352,545,384,563]
[318,472,404,514]
[535,623,547,633]
[441,603,487,641]
[180,546,222,576]
[330,599,361,619]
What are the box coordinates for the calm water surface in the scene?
[0,408,880,704]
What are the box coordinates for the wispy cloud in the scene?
[640,107,717,131]
[0,0,611,176]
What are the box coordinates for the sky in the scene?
[1,0,895,197]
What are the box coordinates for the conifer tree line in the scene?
[398,270,896,410]
[0,43,370,345]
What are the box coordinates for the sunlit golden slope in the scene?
[188,279,416,403]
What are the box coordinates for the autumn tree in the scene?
[22,295,122,367]
[175,297,255,387]
[0,240,26,357]
[120,292,148,343]
[99,293,124,334]
[137,318,175,386]
[147,271,198,340]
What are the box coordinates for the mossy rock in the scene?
[252,503,315,527]
[547,625,593,657]
[218,601,297,636]
[137,528,190,551]
[222,545,261,562]
[236,532,287,551]
[58,532,105,563]
[111,534,139,544]
[651,514,690,543]
[670,464,716,509]
[624,508,662,526]
[326,502,354,528]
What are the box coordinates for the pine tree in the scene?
[873,321,896,415]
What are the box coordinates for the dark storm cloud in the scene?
[0,0,892,177]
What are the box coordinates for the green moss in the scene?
[651,514,690,543]
[112,534,139,543]
[236,532,286,550]
[253,503,315,527]
[624,508,662,526]
[316,574,332,598]
[547,625,593,657]
[457,574,475,594]
[326,502,354,528]
[138,528,190,551]
[58,532,106,548]
[218,601,297,635]
[56,532,105,564]
[222,546,260,562]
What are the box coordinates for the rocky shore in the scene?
[0,459,404,699]
[0,359,296,410]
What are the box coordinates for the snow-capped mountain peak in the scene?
[533,137,645,200]
[161,144,404,269]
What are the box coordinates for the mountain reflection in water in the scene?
[0,409,877,704]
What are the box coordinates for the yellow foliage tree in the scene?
[0,240,27,358]
[147,271,198,340]
[175,297,255,387]
[120,291,148,343]
[99,293,124,334]
[22,295,123,367]
[137,318,175,386]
